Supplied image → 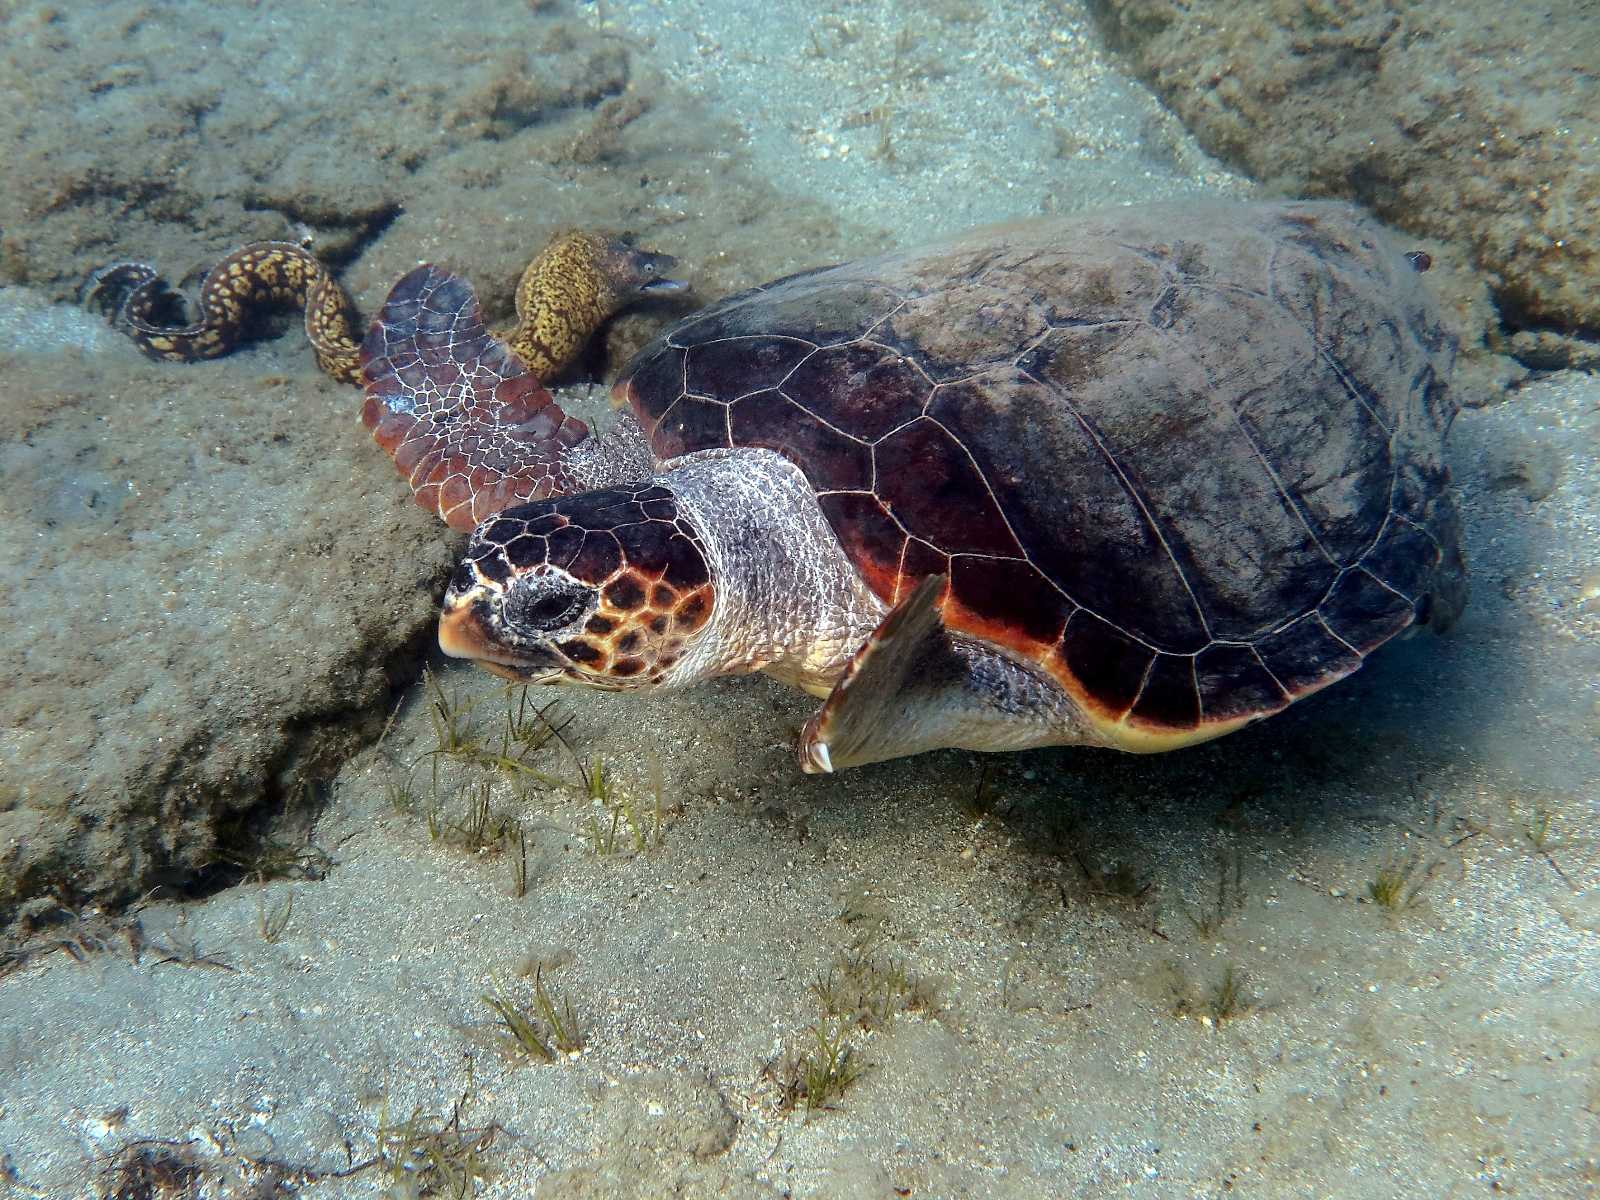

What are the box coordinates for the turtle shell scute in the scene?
[729,389,872,492]
[779,341,928,441]
[684,336,813,398]
[871,417,1019,558]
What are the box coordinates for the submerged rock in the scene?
[0,1,854,929]
[1092,0,1600,365]
[0,323,452,926]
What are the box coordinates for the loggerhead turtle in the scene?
[358,199,1464,773]
[97,201,1466,773]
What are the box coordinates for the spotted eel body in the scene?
[86,242,363,382]
[87,230,686,530]
[87,231,678,388]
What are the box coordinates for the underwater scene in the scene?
[1,1,1597,1196]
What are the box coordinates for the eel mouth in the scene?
[623,248,691,298]
[639,275,690,297]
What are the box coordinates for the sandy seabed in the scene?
[1,1,1597,1197]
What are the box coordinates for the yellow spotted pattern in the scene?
[94,231,633,387]
[122,242,362,383]
[499,231,622,380]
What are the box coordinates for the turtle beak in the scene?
[439,589,567,683]
[438,592,499,662]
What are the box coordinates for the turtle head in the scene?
[438,484,715,691]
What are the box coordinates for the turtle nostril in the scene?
[447,560,476,596]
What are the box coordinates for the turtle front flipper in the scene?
[797,576,1107,772]
[360,265,597,532]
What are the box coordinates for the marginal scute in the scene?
[1320,569,1415,652]
[899,538,951,590]
[1195,644,1289,722]
[1058,612,1152,721]
[1255,614,1361,696]
[1129,654,1201,731]
[626,346,686,425]
[948,556,1068,646]
[1358,516,1437,603]
[651,395,731,461]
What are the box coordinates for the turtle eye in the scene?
[506,580,590,633]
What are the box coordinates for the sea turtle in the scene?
[98,200,1466,773]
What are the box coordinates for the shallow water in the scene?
[1,2,1597,1197]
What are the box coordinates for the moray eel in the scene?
[85,231,685,384]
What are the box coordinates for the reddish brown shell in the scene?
[616,201,1465,749]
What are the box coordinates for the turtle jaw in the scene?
[438,592,566,685]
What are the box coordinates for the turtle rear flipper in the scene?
[797,576,1099,772]
[361,265,592,532]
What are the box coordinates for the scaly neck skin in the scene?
[657,449,885,692]
[565,409,655,491]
